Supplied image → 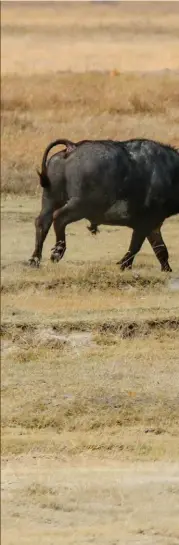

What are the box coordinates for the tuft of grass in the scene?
[27,483,56,498]
[1,260,166,293]
[2,426,179,461]
[24,483,65,511]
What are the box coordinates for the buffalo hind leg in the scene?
[50,199,84,262]
[51,224,66,262]
[147,228,172,272]
[118,229,146,271]
[29,211,53,267]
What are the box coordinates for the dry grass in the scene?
[2,71,179,195]
[2,1,179,74]
[2,332,179,438]
[1,3,179,544]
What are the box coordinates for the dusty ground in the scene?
[2,457,179,545]
[1,2,179,544]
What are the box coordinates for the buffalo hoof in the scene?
[28,257,40,268]
[119,262,133,271]
[50,250,65,262]
[51,252,61,263]
[161,264,172,272]
[117,255,133,270]
[51,242,66,263]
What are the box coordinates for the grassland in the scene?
[2,1,179,74]
[1,2,179,544]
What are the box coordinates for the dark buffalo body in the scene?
[29,138,179,271]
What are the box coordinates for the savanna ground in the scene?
[1,2,179,544]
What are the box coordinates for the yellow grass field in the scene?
[1,2,179,544]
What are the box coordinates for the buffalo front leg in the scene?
[50,199,84,262]
[118,229,146,270]
[147,228,172,272]
[29,211,53,267]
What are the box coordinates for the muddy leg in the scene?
[51,224,66,262]
[29,210,53,267]
[118,229,146,270]
[50,199,84,262]
[147,228,172,272]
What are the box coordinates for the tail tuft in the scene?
[37,169,50,188]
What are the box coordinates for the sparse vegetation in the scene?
[1,2,179,544]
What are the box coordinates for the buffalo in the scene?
[29,138,179,271]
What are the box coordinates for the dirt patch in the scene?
[35,329,95,348]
